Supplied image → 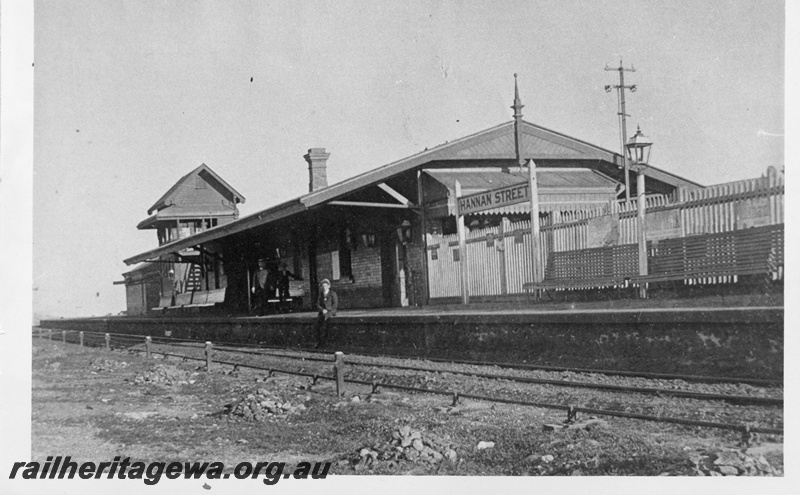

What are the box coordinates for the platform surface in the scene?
[43,293,783,325]
[234,293,784,323]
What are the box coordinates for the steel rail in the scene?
[206,344,782,406]
[340,379,782,435]
[61,341,783,436]
[106,335,148,346]
[170,334,784,387]
[342,361,782,406]
[213,344,333,363]
[305,347,783,387]
[42,330,783,406]
[126,347,336,383]
[35,327,212,346]
[36,328,782,387]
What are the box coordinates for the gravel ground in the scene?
[31,337,784,479]
[144,341,784,433]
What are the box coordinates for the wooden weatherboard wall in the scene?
[427,168,784,299]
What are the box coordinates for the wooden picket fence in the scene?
[426,167,784,298]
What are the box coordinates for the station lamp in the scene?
[397,220,413,245]
[361,233,377,248]
[624,125,653,291]
[625,126,653,169]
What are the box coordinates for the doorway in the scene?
[380,231,399,307]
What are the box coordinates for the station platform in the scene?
[40,293,784,380]
[244,293,783,322]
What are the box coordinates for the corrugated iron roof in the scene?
[124,198,305,265]
[300,120,631,207]
[148,163,246,215]
[121,261,157,277]
[137,205,239,229]
[425,167,618,193]
[125,120,699,265]
[424,168,619,216]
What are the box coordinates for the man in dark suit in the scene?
[315,279,338,348]
[251,259,271,315]
[276,262,301,313]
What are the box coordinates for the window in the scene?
[331,250,340,281]
[340,248,352,281]
[338,228,353,282]
[178,222,191,239]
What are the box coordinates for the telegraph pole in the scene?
[512,74,541,285]
[605,61,636,202]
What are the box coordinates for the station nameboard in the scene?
[457,181,530,215]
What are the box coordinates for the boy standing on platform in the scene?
[315,279,338,348]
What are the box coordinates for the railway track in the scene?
[246,345,783,388]
[196,343,781,407]
[34,328,784,437]
[50,327,780,386]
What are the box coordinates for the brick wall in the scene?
[350,246,381,286]
[126,284,145,316]
[310,167,328,191]
[309,244,384,309]
[316,245,382,287]
[316,251,333,282]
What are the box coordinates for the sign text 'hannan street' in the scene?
[457,182,530,215]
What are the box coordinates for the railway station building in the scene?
[121,104,710,315]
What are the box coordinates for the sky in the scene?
[30,0,786,318]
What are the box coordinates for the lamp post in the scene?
[625,126,653,297]
[396,220,413,245]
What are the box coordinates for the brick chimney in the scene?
[304,148,330,192]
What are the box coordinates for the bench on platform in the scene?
[184,288,227,308]
[266,280,306,311]
[154,288,227,313]
[188,291,209,306]
[205,287,227,306]
[523,243,639,297]
[170,292,193,309]
[151,295,173,313]
[631,224,783,287]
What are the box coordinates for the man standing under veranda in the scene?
[315,279,338,348]
[251,259,271,315]
[276,262,301,313]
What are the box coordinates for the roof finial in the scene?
[511,73,524,120]
[512,74,525,169]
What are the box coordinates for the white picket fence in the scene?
[427,167,784,298]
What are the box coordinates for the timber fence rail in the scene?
[427,168,784,298]
[33,328,783,439]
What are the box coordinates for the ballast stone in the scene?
[347,426,459,472]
